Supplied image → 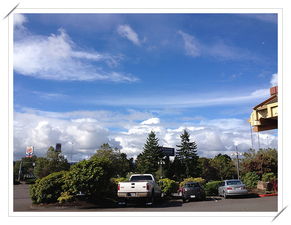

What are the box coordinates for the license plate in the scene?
[190,195,196,198]
[235,187,242,190]
[127,193,136,197]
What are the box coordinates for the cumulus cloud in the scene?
[14,112,120,161]
[14,14,27,28]
[14,15,138,82]
[114,117,278,158]
[14,109,278,160]
[117,24,141,46]
[141,117,160,125]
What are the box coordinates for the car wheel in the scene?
[223,192,228,199]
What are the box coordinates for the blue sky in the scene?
[13,13,278,160]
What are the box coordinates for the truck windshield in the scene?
[130,176,153,181]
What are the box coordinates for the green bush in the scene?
[57,192,74,204]
[63,156,116,201]
[242,172,260,188]
[159,178,179,196]
[29,171,67,204]
[204,181,221,196]
[262,172,276,182]
[179,177,206,187]
[25,178,36,184]
[112,177,128,184]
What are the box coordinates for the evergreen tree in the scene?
[210,154,236,180]
[136,131,163,174]
[34,146,70,178]
[176,129,199,178]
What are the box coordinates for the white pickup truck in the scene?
[117,174,162,204]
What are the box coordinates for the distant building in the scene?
[249,86,278,132]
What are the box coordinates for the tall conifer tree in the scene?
[176,129,199,178]
[136,131,163,174]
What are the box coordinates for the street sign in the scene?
[25,146,34,158]
[159,147,175,156]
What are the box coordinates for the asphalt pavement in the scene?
[13,183,278,212]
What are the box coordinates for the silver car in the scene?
[218,180,248,199]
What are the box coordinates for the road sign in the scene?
[25,146,34,158]
[159,147,175,156]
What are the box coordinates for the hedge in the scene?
[29,171,67,204]
[262,172,276,182]
[242,172,260,188]
[159,178,179,196]
[204,181,221,196]
[179,177,206,187]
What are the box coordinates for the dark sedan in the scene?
[179,182,206,203]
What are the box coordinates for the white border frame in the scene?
[6,6,283,221]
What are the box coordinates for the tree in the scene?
[14,155,37,181]
[92,143,131,178]
[34,146,70,178]
[241,148,277,178]
[197,157,220,181]
[210,154,236,180]
[175,129,199,178]
[135,131,163,174]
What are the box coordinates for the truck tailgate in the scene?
[119,182,149,193]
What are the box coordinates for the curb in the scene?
[258,193,278,197]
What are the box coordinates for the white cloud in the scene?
[141,117,160,125]
[14,109,278,160]
[241,14,277,24]
[114,118,278,158]
[178,31,201,57]
[178,31,259,61]
[14,16,138,82]
[14,14,27,28]
[14,112,120,161]
[117,24,141,46]
[87,88,270,108]
[270,73,278,87]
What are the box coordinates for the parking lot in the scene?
[14,184,277,212]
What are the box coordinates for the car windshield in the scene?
[226,180,242,185]
[130,176,153,181]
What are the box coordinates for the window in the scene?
[226,180,242,185]
[130,176,153,181]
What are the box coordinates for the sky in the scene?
[13,13,278,161]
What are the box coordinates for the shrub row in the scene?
[30,156,117,204]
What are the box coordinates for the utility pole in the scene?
[249,123,254,149]
[231,146,242,180]
[257,132,261,150]
[18,160,23,182]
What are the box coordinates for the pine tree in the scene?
[136,131,163,174]
[176,129,199,178]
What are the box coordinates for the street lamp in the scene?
[231,146,243,180]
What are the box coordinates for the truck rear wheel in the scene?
[146,190,155,206]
